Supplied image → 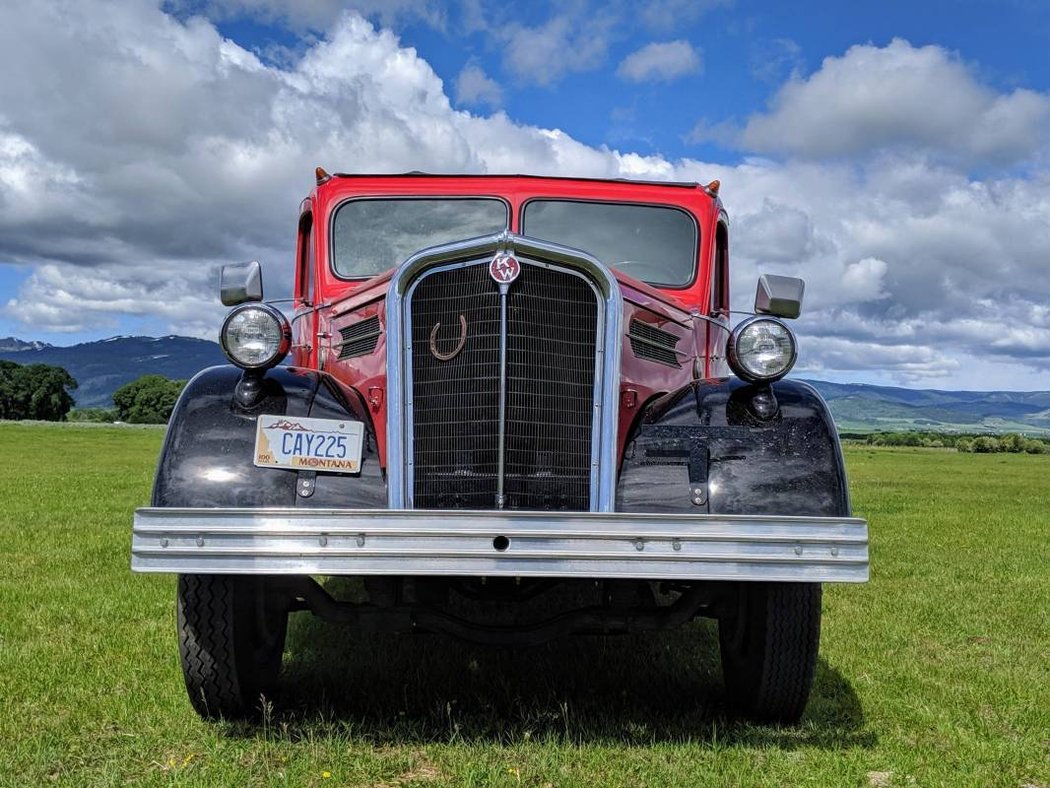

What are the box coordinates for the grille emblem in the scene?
[429,314,467,361]
[489,254,521,284]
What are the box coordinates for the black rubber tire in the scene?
[177,575,288,720]
[718,582,822,724]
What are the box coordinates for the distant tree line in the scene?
[845,430,1050,454]
[67,407,118,423]
[2,360,185,424]
[0,361,77,420]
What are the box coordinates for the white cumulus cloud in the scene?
[638,0,732,32]
[739,38,1050,165]
[618,40,702,83]
[498,14,616,87]
[455,64,502,109]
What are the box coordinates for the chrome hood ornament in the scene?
[489,253,521,285]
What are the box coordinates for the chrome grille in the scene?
[408,261,598,510]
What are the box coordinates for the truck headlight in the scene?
[220,304,291,370]
[727,316,797,383]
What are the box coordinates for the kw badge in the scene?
[489,254,521,284]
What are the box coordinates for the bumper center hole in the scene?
[492,535,510,552]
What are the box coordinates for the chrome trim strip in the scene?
[495,281,509,508]
[386,232,622,511]
[132,508,869,583]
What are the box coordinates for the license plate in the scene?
[254,415,364,473]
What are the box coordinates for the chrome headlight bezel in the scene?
[219,303,291,370]
[726,315,798,384]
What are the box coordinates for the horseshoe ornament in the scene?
[429,314,467,361]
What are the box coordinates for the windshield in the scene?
[522,200,697,287]
[332,198,508,278]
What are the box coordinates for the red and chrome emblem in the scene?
[489,254,521,284]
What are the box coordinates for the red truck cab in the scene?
[292,173,731,469]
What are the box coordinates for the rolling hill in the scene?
[803,380,1050,434]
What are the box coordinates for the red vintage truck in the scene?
[132,171,868,724]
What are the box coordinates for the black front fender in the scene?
[617,378,850,517]
[152,365,386,509]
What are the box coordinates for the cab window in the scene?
[297,212,314,306]
[522,200,698,287]
[331,198,508,278]
[711,221,729,316]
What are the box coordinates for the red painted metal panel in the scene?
[294,173,725,471]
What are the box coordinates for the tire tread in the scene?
[719,582,822,724]
[177,575,246,719]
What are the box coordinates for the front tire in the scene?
[718,582,821,724]
[177,575,288,720]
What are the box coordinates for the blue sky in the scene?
[206,0,1050,165]
[0,0,1048,389]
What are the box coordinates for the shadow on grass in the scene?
[230,609,874,749]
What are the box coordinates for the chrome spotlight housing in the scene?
[219,303,291,370]
[727,316,797,383]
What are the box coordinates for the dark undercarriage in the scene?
[271,576,732,648]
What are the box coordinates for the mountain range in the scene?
[0,337,52,353]
[2,335,1049,434]
[0,335,226,408]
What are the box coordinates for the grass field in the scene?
[1,423,1047,786]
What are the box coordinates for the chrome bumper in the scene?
[132,508,868,583]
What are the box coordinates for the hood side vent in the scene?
[628,319,681,368]
[338,315,382,359]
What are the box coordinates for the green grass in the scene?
[1,425,1047,786]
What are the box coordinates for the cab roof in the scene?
[324,171,703,190]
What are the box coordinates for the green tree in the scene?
[112,375,186,424]
[0,360,19,419]
[971,436,1002,453]
[1002,433,1025,453]
[1025,439,1049,454]
[0,361,78,421]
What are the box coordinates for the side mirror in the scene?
[220,261,264,306]
[754,274,804,319]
